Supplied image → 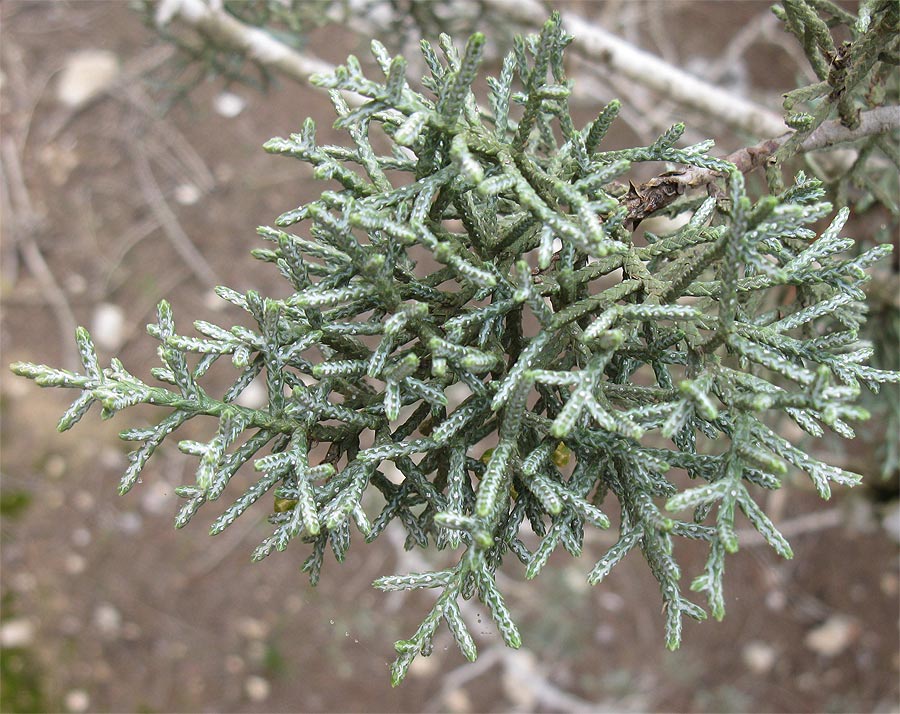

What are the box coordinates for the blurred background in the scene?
[1,1,897,712]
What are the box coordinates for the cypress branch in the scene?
[9,8,898,686]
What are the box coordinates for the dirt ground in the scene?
[1,2,898,713]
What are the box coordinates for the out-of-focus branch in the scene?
[156,0,787,139]
[482,0,788,138]
[1,137,79,369]
[626,105,900,223]
[154,0,336,84]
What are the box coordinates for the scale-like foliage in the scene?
[11,14,898,685]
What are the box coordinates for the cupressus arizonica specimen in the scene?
[11,13,899,685]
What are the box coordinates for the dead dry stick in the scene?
[116,81,216,194]
[424,645,504,713]
[0,149,20,288]
[101,216,164,295]
[155,0,336,87]
[1,137,79,369]
[184,505,262,583]
[626,105,900,223]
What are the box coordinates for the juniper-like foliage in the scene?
[772,0,898,206]
[11,14,899,685]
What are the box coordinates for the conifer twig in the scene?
[10,11,898,686]
[626,105,900,223]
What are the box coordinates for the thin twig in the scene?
[115,81,216,193]
[183,508,263,583]
[101,216,163,295]
[1,136,79,369]
[711,10,817,93]
[0,145,20,288]
[131,146,221,288]
[0,41,56,161]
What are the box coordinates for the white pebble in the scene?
[765,589,787,612]
[64,689,90,713]
[234,378,267,409]
[804,615,858,657]
[72,527,92,547]
[64,553,86,575]
[882,502,900,544]
[244,675,270,702]
[742,641,776,674]
[236,617,269,640]
[0,619,34,648]
[598,590,625,612]
[57,50,119,108]
[214,91,246,118]
[174,183,201,206]
[91,303,126,351]
[93,602,122,638]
